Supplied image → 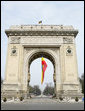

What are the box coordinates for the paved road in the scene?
[1,97,84,110]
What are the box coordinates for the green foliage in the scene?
[29,85,34,93]
[75,97,79,102]
[29,85,41,95]
[3,97,7,102]
[79,73,84,93]
[43,84,54,95]
[33,85,41,95]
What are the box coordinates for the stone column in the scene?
[55,49,62,98]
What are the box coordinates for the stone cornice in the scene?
[5,30,78,37]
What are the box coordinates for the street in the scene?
[1,96,84,110]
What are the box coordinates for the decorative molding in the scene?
[66,46,73,56]
[24,48,34,55]
[11,47,17,56]
[5,30,78,37]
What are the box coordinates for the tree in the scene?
[33,85,41,95]
[79,73,84,93]
[43,84,54,95]
[29,85,34,94]
[29,85,41,95]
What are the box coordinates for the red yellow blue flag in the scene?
[41,57,47,84]
[38,21,42,24]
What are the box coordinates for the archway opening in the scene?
[27,51,56,97]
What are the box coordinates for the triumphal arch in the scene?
[2,25,82,98]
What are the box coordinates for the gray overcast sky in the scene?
[1,1,84,90]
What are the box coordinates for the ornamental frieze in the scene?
[10,37,21,44]
[63,37,73,44]
[9,36,74,45]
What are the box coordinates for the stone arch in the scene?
[23,49,57,91]
[28,51,56,74]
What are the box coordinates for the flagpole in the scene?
[41,56,43,97]
[41,56,42,97]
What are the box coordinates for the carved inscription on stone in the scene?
[21,37,63,45]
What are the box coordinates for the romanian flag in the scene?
[41,57,47,84]
[38,21,42,24]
